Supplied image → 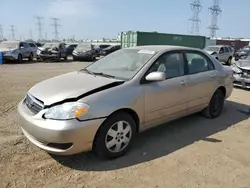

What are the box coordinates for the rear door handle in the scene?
[210,73,216,78]
[180,80,187,85]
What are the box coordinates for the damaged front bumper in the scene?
[233,73,250,89]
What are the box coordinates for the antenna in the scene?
[51,17,61,40]
[10,25,16,40]
[188,0,202,35]
[35,16,43,40]
[208,0,222,38]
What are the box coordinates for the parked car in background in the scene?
[231,54,250,89]
[234,45,250,61]
[203,45,234,65]
[35,42,43,47]
[28,42,38,59]
[95,44,111,55]
[18,45,233,159]
[72,43,98,61]
[99,45,121,56]
[0,41,34,63]
[39,42,68,62]
[66,43,78,56]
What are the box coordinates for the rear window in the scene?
[29,43,35,47]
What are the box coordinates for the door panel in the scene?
[144,76,189,126]
[184,51,217,110]
[187,71,217,108]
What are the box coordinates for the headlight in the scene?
[231,65,242,73]
[6,50,17,55]
[44,102,89,120]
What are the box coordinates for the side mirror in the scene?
[219,51,223,54]
[145,72,166,82]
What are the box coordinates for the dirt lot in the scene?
[0,61,250,188]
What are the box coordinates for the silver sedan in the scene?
[18,45,234,159]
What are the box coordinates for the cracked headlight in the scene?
[44,102,89,120]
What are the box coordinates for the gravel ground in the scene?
[0,60,250,188]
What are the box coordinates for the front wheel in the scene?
[202,89,225,119]
[17,54,22,63]
[93,112,136,159]
[28,53,33,61]
[64,56,68,61]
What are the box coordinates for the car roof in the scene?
[127,45,202,52]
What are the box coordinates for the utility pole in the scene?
[35,16,43,40]
[208,0,222,38]
[51,17,61,41]
[29,29,33,40]
[45,32,48,40]
[0,25,3,40]
[10,25,16,40]
[188,0,202,35]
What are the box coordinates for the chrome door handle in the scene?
[180,80,187,85]
[210,73,216,78]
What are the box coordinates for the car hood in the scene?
[0,48,16,52]
[28,71,124,106]
[205,50,216,55]
[235,60,250,70]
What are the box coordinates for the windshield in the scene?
[84,48,156,80]
[43,43,59,49]
[204,46,220,52]
[0,41,19,49]
[75,43,92,51]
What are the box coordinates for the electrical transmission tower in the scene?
[188,0,202,35]
[10,25,16,40]
[208,0,222,38]
[51,18,61,41]
[0,25,3,40]
[35,16,43,40]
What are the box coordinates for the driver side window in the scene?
[148,52,185,79]
[219,47,224,54]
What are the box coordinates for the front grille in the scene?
[240,68,250,75]
[25,94,44,114]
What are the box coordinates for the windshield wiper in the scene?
[79,68,95,76]
[92,72,115,78]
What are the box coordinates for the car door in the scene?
[224,46,230,61]
[184,50,217,111]
[143,51,190,127]
[23,42,30,57]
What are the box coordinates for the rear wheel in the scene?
[226,56,232,65]
[202,89,225,119]
[93,112,136,159]
[64,56,68,61]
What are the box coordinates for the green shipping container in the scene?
[121,31,206,49]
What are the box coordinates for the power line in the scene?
[51,17,61,40]
[188,0,202,35]
[10,25,16,40]
[208,0,222,38]
[35,16,43,40]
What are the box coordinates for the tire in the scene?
[93,112,137,159]
[17,54,22,63]
[202,89,225,119]
[226,56,232,65]
[28,53,33,61]
[64,56,67,61]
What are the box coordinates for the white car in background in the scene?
[204,45,234,65]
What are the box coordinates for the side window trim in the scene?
[183,50,215,75]
[140,50,186,85]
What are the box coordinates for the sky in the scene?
[0,0,249,40]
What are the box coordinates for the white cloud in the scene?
[47,0,97,18]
